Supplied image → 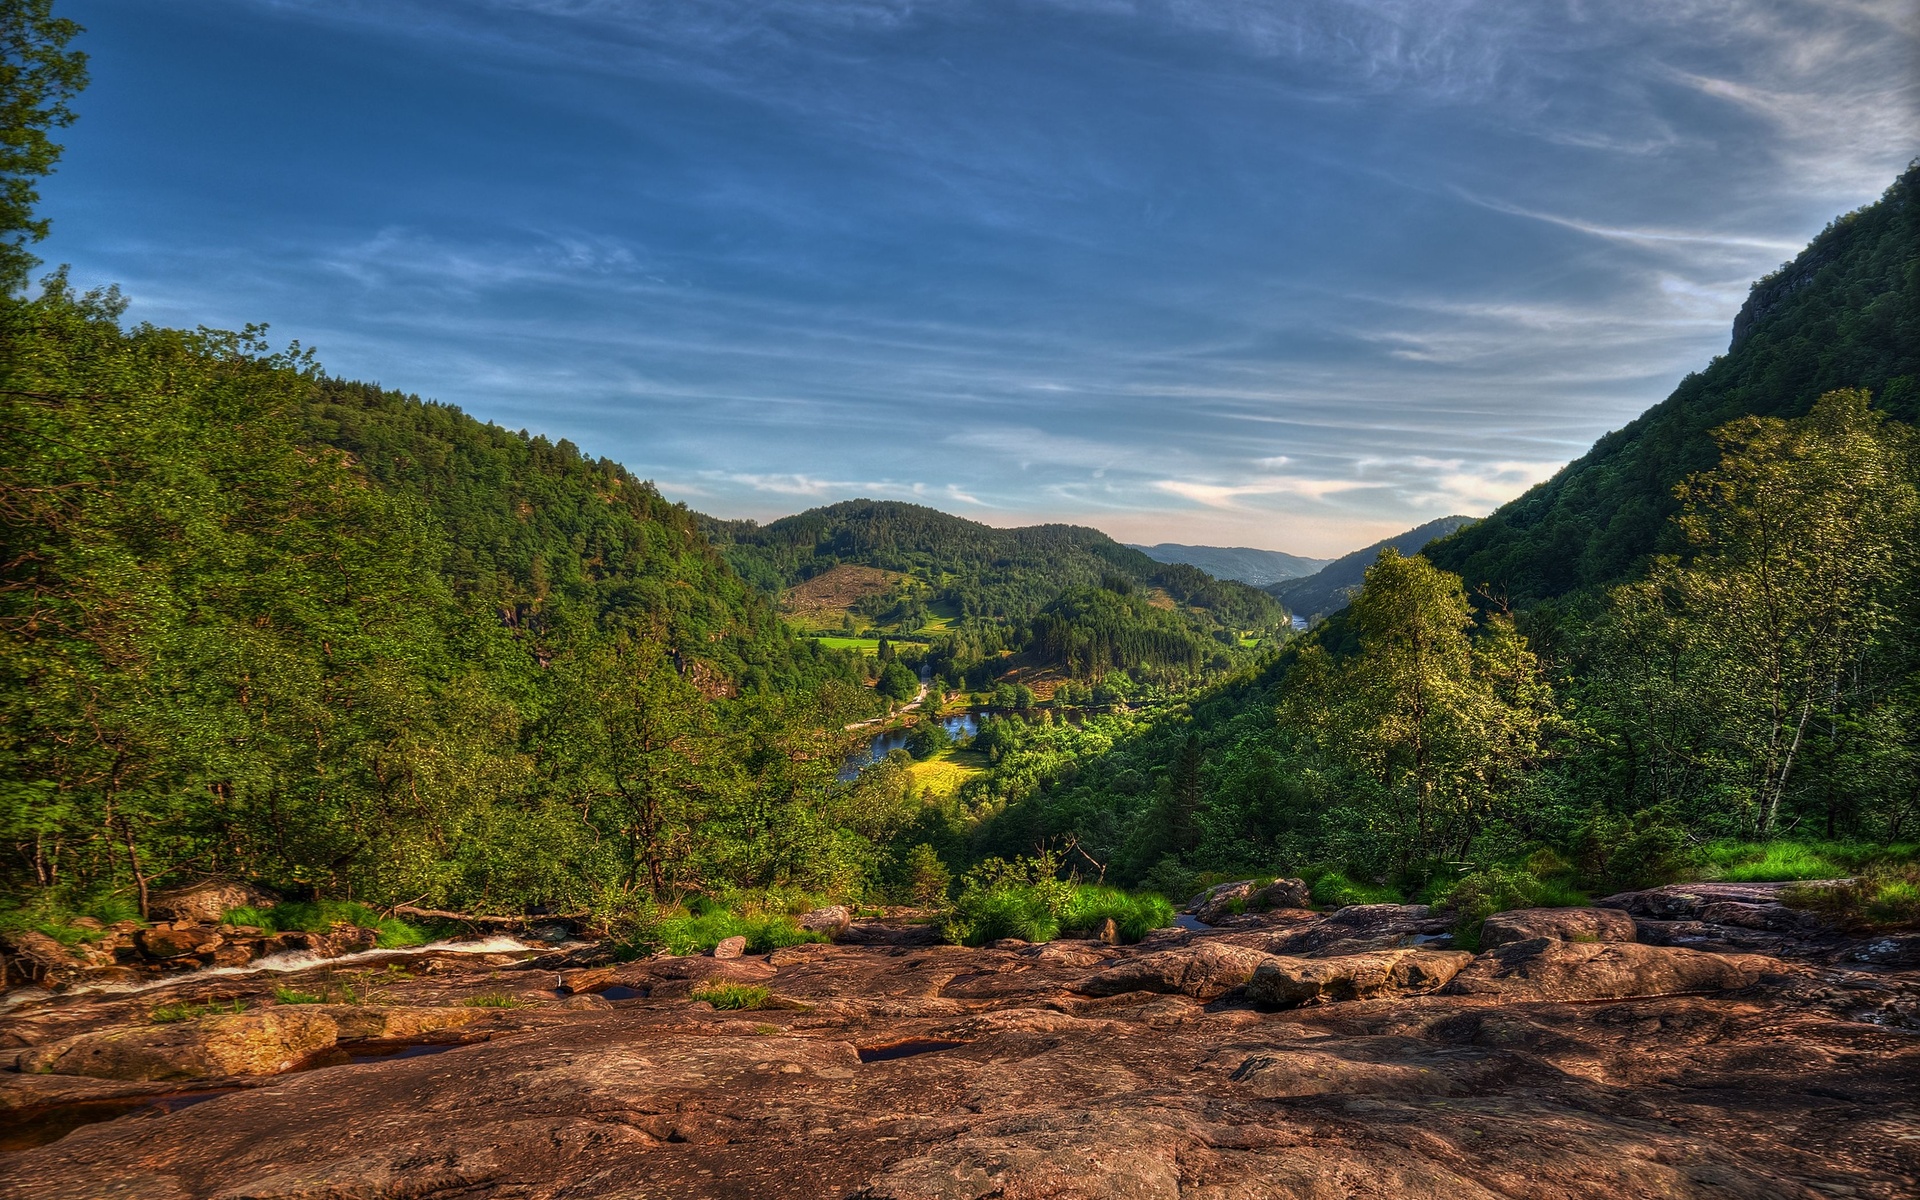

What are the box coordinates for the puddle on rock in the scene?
[596,985,645,1001]
[857,1039,968,1064]
[293,1040,466,1071]
[0,1089,239,1155]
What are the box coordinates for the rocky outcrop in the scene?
[1479,906,1637,948]
[148,882,278,925]
[1078,942,1279,999]
[1246,949,1474,1007]
[3,889,1916,1199]
[15,1009,342,1081]
[1443,938,1773,1002]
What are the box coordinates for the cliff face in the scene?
[1424,163,1920,603]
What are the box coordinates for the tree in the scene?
[905,843,951,905]
[877,661,918,703]
[1598,389,1917,836]
[1,0,88,292]
[1288,550,1552,866]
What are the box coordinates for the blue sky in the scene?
[43,0,1919,556]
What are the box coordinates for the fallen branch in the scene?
[393,905,587,929]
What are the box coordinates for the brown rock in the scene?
[798,906,853,939]
[1079,942,1280,999]
[148,882,277,925]
[1189,880,1257,924]
[135,927,207,961]
[1443,938,1770,1001]
[15,1010,339,1081]
[1246,949,1474,1008]
[314,1005,479,1040]
[711,936,749,960]
[1479,906,1636,949]
[1095,917,1119,945]
[1248,877,1312,910]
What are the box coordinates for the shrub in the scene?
[904,844,952,906]
[1059,886,1174,943]
[1783,863,1920,927]
[691,982,771,1010]
[1437,863,1589,951]
[942,854,1075,947]
[1572,808,1696,890]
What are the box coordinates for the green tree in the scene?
[1,0,87,291]
[877,661,918,703]
[1599,389,1917,836]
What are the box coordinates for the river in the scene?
[840,712,981,779]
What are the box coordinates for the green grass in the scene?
[149,998,246,1024]
[691,982,771,1010]
[222,899,431,949]
[1307,871,1400,908]
[272,986,326,1005]
[1060,886,1174,943]
[461,991,524,1008]
[1692,840,1920,883]
[642,910,828,957]
[1435,860,1590,952]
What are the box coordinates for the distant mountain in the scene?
[1423,163,1918,602]
[1266,516,1478,620]
[1128,542,1331,587]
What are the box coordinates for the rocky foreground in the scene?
[2,883,1918,1199]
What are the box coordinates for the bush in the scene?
[1572,808,1696,891]
[605,900,830,959]
[1059,886,1173,943]
[1783,863,1920,927]
[904,844,952,906]
[691,982,771,1010]
[1437,862,1589,951]
[905,721,952,760]
[942,854,1075,947]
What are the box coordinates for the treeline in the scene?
[0,281,905,917]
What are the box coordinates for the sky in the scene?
[41,0,1920,557]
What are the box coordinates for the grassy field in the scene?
[908,747,989,794]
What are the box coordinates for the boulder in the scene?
[1079,942,1281,1000]
[136,926,211,961]
[1246,949,1474,1008]
[798,905,853,939]
[1247,878,1312,911]
[1189,881,1257,924]
[148,882,277,925]
[1443,938,1770,1002]
[1258,903,1453,957]
[712,936,749,960]
[16,1009,340,1080]
[1,930,89,988]
[315,1005,479,1040]
[1479,907,1636,949]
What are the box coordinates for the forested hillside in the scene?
[0,282,896,916]
[707,500,1288,689]
[1426,162,1919,602]
[927,171,1920,909]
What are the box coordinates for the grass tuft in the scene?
[461,991,524,1008]
[691,982,771,1010]
[272,986,325,1005]
[149,998,245,1024]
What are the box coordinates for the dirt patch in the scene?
[782,565,904,626]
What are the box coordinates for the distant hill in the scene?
[1424,163,1919,602]
[1129,542,1330,586]
[1266,516,1477,620]
[704,500,1288,685]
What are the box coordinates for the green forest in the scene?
[3,7,1918,947]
